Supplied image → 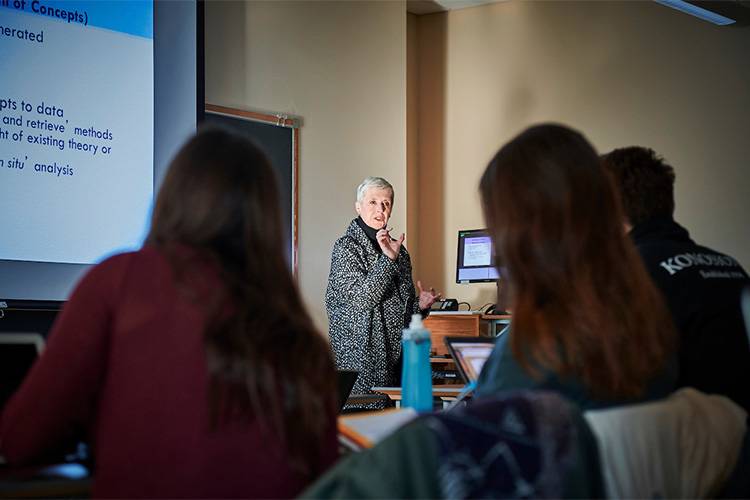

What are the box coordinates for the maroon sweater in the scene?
[0,247,338,498]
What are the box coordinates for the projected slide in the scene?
[0,1,153,265]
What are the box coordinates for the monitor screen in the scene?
[456,229,499,283]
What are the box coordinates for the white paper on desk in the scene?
[339,408,418,447]
[428,311,478,315]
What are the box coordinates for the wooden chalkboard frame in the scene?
[204,104,301,275]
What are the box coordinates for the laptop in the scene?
[0,333,46,465]
[444,336,497,385]
[336,370,359,412]
[0,333,45,410]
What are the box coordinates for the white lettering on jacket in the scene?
[659,252,739,276]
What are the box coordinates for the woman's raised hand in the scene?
[377,228,404,261]
[417,280,441,310]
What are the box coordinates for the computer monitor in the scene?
[456,229,500,283]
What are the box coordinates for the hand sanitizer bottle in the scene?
[401,314,433,412]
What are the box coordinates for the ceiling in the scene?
[406,0,505,16]
[406,0,750,26]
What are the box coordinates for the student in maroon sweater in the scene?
[0,128,339,498]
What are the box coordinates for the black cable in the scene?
[479,302,495,314]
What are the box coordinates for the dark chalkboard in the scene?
[204,105,299,271]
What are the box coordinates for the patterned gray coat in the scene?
[326,219,422,396]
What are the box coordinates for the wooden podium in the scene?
[424,312,510,384]
[424,312,510,356]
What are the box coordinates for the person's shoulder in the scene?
[328,230,359,263]
[396,245,412,269]
[334,226,365,251]
[69,248,152,302]
[335,233,357,245]
[84,247,169,285]
[691,243,745,265]
[635,239,689,268]
[95,246,163,271]
[331,233,356,251]
[639,235,745,268]
[633,229,692,252]
[399,244,411,258]
[86,248,138,274]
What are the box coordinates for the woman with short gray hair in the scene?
[326,177,440,404]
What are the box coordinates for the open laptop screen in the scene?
[336,370,359,412]
[0,333,89,465]
[0,333,45,409]
[445,337,497,384]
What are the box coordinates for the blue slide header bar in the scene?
[1,0,153,39]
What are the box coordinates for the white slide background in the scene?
[0,9,153,264]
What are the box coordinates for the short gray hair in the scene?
[356,176,394,203]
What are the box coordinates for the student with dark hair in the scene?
[0,128,339,498]
[602,146,749,411]
[475,124,677,410]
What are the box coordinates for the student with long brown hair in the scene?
[1,128,338,497]
[475,124,677,409]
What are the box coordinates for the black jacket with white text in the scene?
[631,218,749,411]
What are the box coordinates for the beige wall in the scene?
[412,12,449,295]
[412,1,750,308]
[206,0,749,321]
[205,1,406,330]
[407,13,419,278]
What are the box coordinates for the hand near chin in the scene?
[377,228,404,261]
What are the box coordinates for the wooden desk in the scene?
[425,312,510,356]
[373,385,464,401]
[372,385,465,409]
[424,313,510,384]
[425,313,481,356]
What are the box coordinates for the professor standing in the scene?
[325,177,440,400]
